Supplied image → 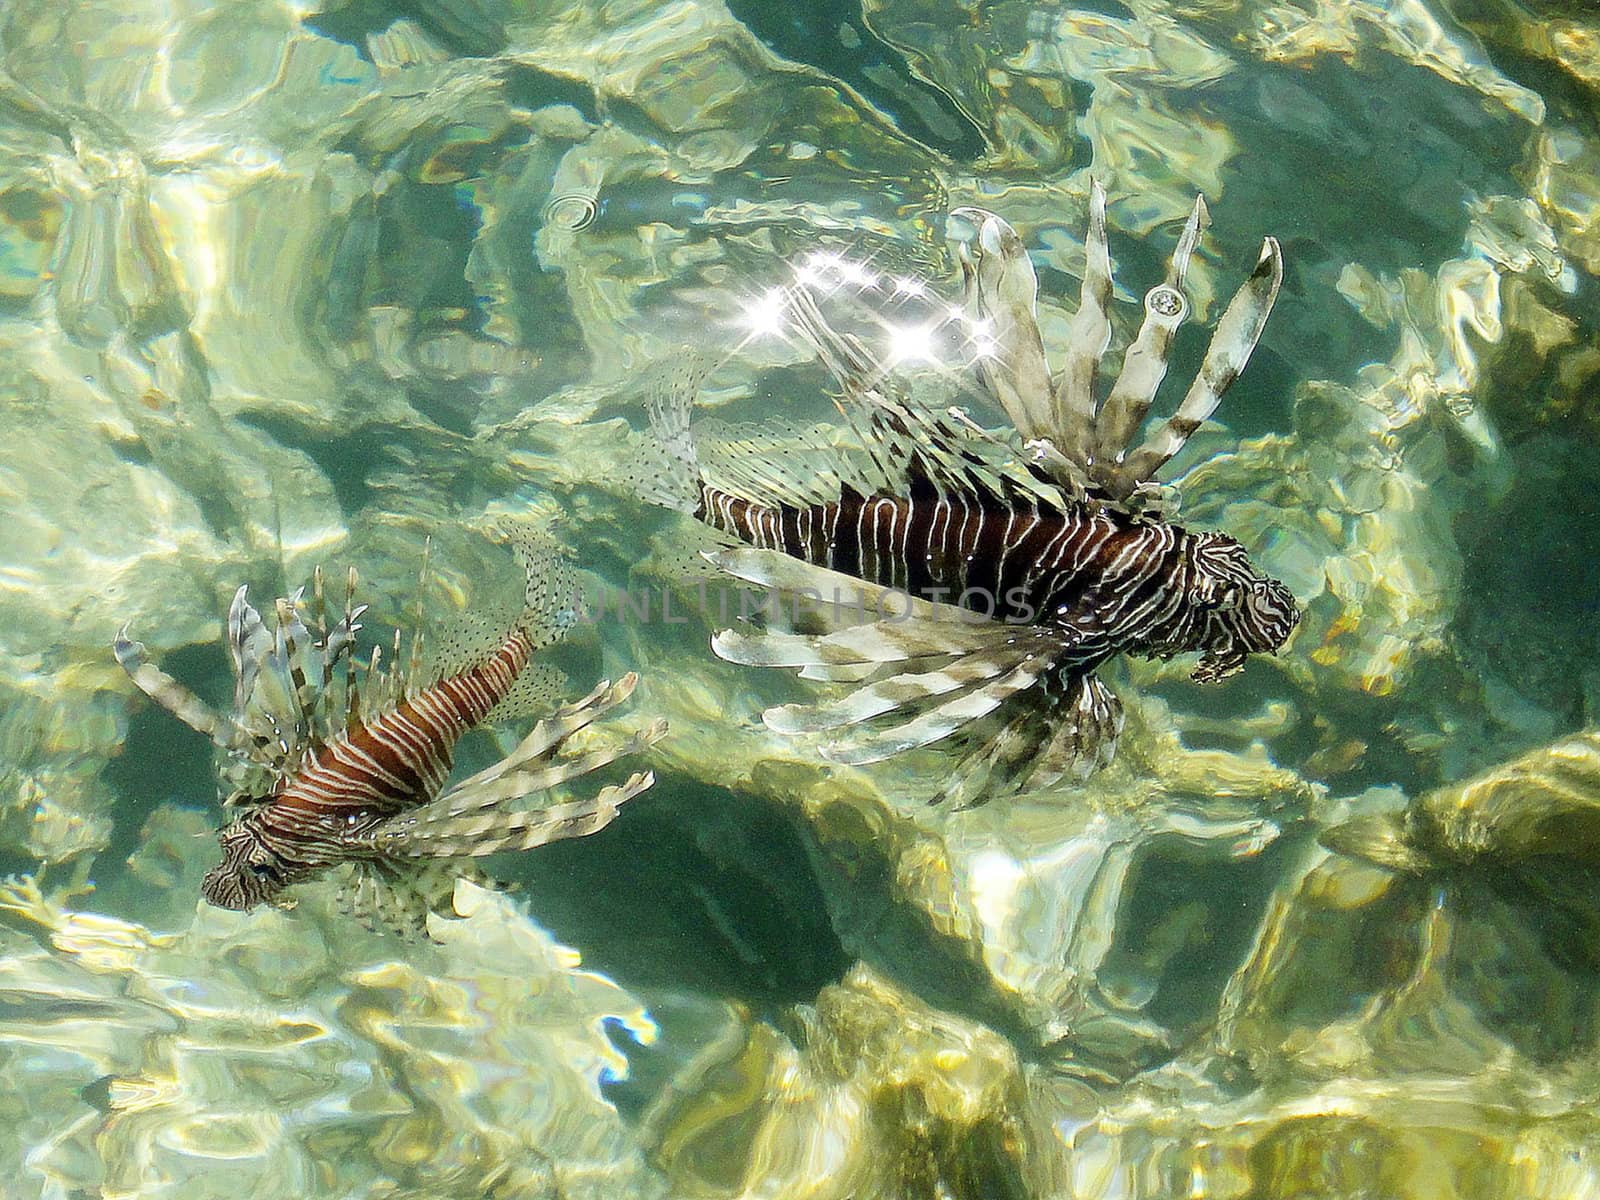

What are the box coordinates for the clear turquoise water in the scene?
[2,1,1599,1196]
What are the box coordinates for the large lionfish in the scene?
[642,183,1298,802]
[114,528,666,931]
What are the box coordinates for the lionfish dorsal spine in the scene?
[1112,235,1283,491]
[1094,195,1206,463]
[345,651,364,736]
[1052,178,1113,464]
[227,585,265,715]
[114,627,255,756]
[274,596,320,748]
[953,207,1056,445]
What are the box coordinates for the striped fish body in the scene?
[637,191,1297,798]
[262,629,531,827]
[207,628,535,906]
[120,529,665,929]
[696,482,1196,663]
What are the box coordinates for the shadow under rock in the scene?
[498,774,853,1016]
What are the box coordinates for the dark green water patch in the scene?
[502,775,852,1013]
[727,0,987,161]
[305,0,507,59]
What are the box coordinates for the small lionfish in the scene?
[114,529,667,931]
[642,183,1298,802]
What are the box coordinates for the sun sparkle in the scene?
[886,322,939,365]
[739,287,789,338]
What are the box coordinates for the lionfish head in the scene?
[1188,533,1299,673]
[201,819,291,911]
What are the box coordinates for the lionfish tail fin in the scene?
[632,357,713,514]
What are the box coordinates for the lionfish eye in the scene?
[246,860,281,883]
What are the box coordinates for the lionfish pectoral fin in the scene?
[334,860,440,941]
[422,716,667,824]
[809,656,1054,764]
[798,660,887,684]
[938,709,1045,809]
[1034,672,1125,785]
[1192,648,1246,684]
[705,547,949,627]
[765,645,1054,734]
[745,617,1078,762]
[377,770,657,860]
[929,670,1123,807]
[714,612,1031,670]
[449,673,643,797]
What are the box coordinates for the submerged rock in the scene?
[1324,729,1600,873]
[0,875,663,1200]
[643,961,1042,1200]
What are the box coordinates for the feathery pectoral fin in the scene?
[424,716,667,822]
[705,546,947,623]
[376,770,658,860]
[455,673,642,796]
[334,860,439,940]
[808,656,1057,764]
[764,647,1051,734]
[937,670,1123,807]
[1038,671,1125,783]
[703,553,1080,759]
[702,546,1122,792]
[362,677,666,859]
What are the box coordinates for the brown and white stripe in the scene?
[694,481,1211,671]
